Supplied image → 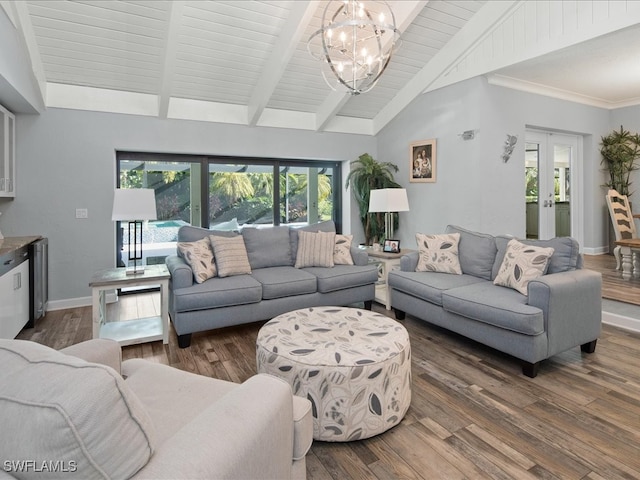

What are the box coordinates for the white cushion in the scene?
[295,230,336,268]
[333,234,354,265]
[210,234,252,277]
[415,233,462,274]
[177,237,217,283]
[493,239,554,295]
[0,339,155,479]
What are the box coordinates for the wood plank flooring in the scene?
[16,285,640,480]
[583,253,640,306]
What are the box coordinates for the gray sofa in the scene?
[388,225,602,377]
[166,221,378,347]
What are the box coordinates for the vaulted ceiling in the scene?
[4,1,640,135]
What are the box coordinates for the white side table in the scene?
[90,264,170,346]
[365,248,416,310]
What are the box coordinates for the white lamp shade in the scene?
[112,189,158,221]
[368,188,410,213]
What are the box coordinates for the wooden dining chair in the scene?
[605,189,638,269]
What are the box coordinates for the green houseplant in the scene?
[345,153,401,246]
[600,125,640,197]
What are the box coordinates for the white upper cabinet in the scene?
[0,104,15,198]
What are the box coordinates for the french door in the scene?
[525,131,578,240]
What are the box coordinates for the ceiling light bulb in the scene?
[379,12,385,23]
[340,31,346,42]
[361,47,367,57]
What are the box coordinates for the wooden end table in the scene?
[90,264,170,346]
[365,247,416,310]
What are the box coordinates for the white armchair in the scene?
[0,338,313,480]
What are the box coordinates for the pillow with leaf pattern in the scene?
[415,233,462,274]
[493,239,554,295]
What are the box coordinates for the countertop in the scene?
[0,236,42,257]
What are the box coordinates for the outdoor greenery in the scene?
[600,125,640,198]
[345,153,401,246]
[120,167,332,225]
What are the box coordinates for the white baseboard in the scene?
[48,293,117,311]
[602,311,640,333]
[583,246,609,255]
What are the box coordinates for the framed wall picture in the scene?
[383,239,400,253]
[410,139,436,183]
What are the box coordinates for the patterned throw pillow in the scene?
[334,234,354,265]
[493,239,554,295]
[295,230,336,268]
[209,235,252,277]
[177,238,217,283]
[415,233,462,274]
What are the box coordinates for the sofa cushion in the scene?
[0,339,155,479]
[492,235,580,279]
[442,282,545,336]
[178,225,237,243]
[493,239,554,295]
[415,233,462,274]
[445,225,497,280]
[303,264,379,293]
[388,270,486,306]
[171,275,262,312]
[177,238,217,283]
[251,267,317,299]
[295,230,336,268]
[289,220,336,263]
[243,226,293,269]
[210,235,252,277]
[334,234,354,265]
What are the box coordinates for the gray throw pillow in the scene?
[242,226,292,269]
[294,230,336,268]
[289,220,336,263]
[445,225,497,280]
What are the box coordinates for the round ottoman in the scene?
[256,306,411,442]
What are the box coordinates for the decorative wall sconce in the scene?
[502,134,518,162]
[459,130,476,140]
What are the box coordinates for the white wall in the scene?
[2,108,376,306]
[376,76,612,252]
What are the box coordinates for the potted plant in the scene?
[345,153,401,246]
[600,125,640,197]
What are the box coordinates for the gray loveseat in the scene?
[166,221,378,347]
[388,225,602,377]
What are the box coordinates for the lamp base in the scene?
[125,265,145,275]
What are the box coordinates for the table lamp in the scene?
[112,188,157,274]
[368,188,410,241]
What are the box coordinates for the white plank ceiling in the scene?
[6,1,640,135]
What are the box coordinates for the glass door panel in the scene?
[208,163,275,226]
[279,166,334,225]
[525,132,576,240]
[118,160,198,268]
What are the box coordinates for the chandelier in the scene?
[307,1,400,95]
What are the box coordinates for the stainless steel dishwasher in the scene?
[27,237,48,327]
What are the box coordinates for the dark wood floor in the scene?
[17,277,640,480]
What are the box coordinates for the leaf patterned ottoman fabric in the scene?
[256,307,411,442]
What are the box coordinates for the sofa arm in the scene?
[132,374,310,480]
[527,269,602,357]
[350,246,369,266]
[400,251,419,271]
[165,254,194,289]
[60,339,122,375]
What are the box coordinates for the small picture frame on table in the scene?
[383,239,400,253]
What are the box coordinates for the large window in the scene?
[116,152,341,268]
